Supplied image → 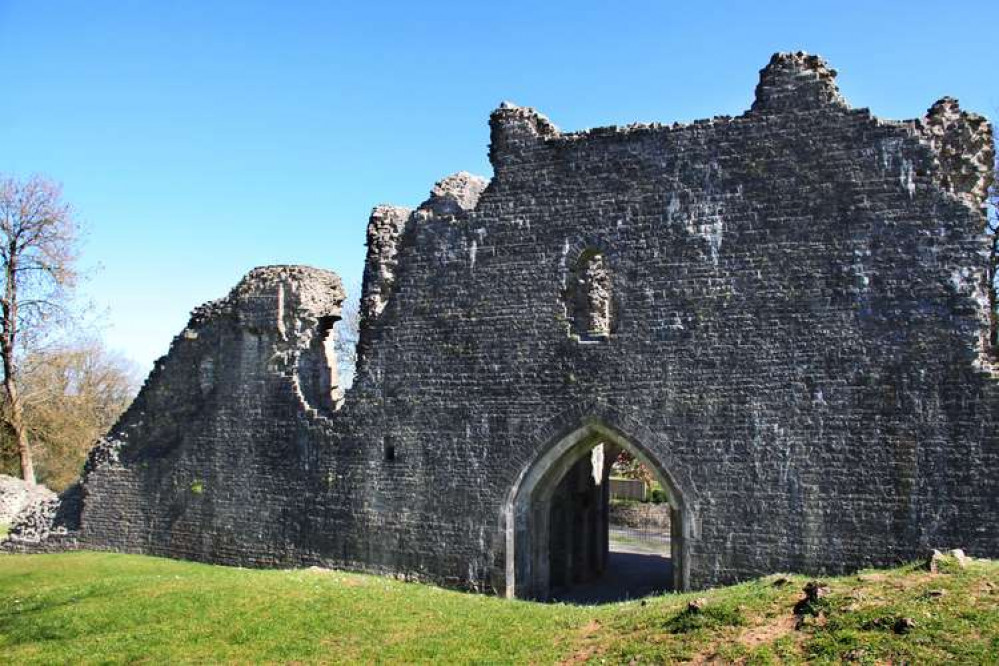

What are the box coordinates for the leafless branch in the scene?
[0,173,80,484]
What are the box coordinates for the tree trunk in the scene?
[5,377,34,485]
[1,242,33,484]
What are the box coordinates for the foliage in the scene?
[0,342,137,490]
[0,553,996,664]
[611,450,672,503]
[612,449,654,489]
[649,487,669,504]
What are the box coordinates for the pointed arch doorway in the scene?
[505,420,690,601]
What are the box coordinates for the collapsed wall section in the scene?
[356,173,488,371]
[65,266,347,565]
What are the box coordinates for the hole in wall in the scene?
[297,314,343,414]
[566,249,613,342]
[334,283,361,390]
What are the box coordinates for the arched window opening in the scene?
[507,423,686,603]
[566,250,612,341]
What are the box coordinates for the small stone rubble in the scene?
[6,494,62,542]
[0,475,55,527]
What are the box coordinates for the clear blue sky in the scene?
[1,1,996,371]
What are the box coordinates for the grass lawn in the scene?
[0,552,996,664]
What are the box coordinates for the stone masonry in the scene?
[0,475,54,526]
[6,52,997,597]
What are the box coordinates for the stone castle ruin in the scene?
[5,52,997,600]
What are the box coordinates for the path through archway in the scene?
[505,421,688,601]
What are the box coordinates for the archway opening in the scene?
[506,422,687,602]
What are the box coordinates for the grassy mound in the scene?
[0,552,996,663]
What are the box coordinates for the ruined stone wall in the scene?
[78,266,351,567]
[340,52,998,590]
[15,52,997,593]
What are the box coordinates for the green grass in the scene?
[0,552,996,664]
[608,534,655,547]
[0,524,7,539]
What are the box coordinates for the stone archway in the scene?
[504,420,691,600]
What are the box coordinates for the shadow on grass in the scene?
[549,552,674,605]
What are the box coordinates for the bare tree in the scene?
[334,281,361,390]
[0,175,79,485]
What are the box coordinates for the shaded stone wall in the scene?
[548,445,615,590]
[12,52,997,594]
[78,266,349,567]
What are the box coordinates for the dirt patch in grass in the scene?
[737,613,797,650]
[561,620,605,665]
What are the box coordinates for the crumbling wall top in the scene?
[233,265,343,315]
[185,265,344,334]
[358,205,412,365]
[751,51,846,113]
[491,101,560,138]
[420,171,489,218]
[916,97,994,208]
[224,265,343,335]
[489,102,561,173]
